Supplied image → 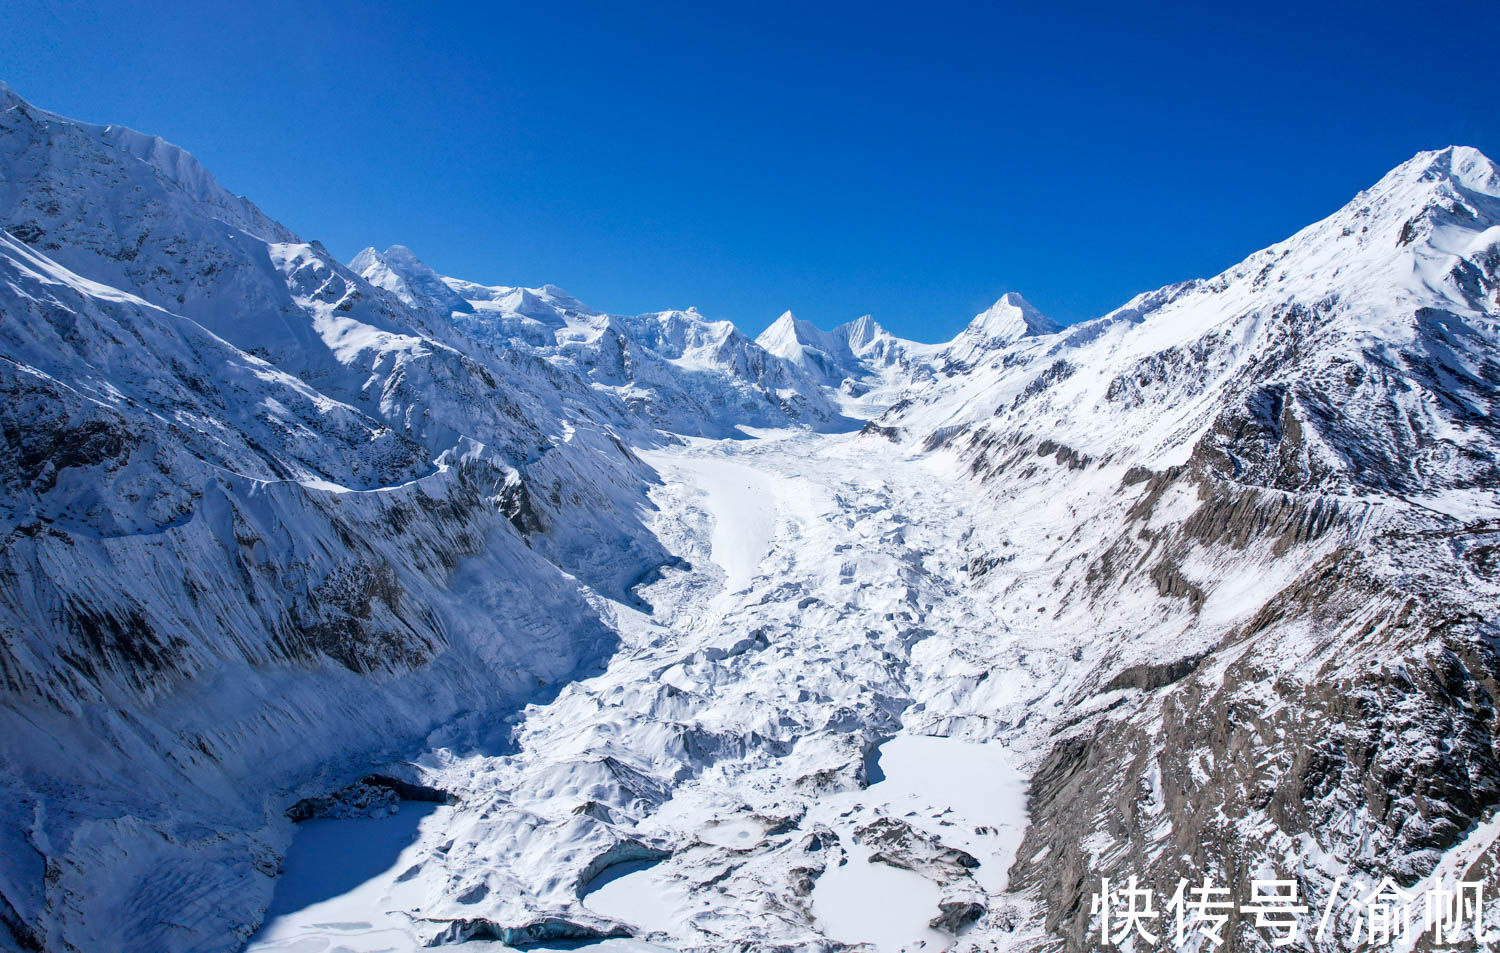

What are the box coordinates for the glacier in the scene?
[2,79,1500,953]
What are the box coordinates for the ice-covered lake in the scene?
[811,734,1028,951]
[245,802,445,953]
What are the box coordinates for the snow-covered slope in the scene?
[0,227,658,953]
[0,85,674,953]
[872,144,1500,949]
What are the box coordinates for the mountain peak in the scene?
[379,243,425,266]
[837,314,886,351]
[350,244,473,315]
[937,293,1059,368]
[1346,146,1500,235]
[752,310,912,382]
[347,245,382,272]
[969,293,1059,340]
[1403,145,1499,192]
[757,310,821,354]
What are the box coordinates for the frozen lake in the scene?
[811,734,1029,951]
[580,858,681,938]
[245,802,445,953]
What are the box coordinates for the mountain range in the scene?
[1,80,1498,953]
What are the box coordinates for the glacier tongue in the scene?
[248,423,1046,952]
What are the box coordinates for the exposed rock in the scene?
[855,816,980,879]
[929,900,986,933]
[423,914,631,947]
[286,774,455,822]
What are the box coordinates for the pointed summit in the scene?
[755,310,915,382]
[837,314,885,351]
[1329,145,1500,254]
[971,293,1060,339]
[942,293,1060,368]
[756,310,820,360]
[350,244,474,315]
[937,293,1059,369]
[1383,145,1499,198]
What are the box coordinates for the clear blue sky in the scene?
[4,1,1496,341]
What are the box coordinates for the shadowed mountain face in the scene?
[0,84,676,953]
[2,78,1499,953]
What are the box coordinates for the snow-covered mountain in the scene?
[755,310,922,389]
[3,75,1500,953]
[352,245,849,437]
[889,145,1500,493]
[0,83,673,953]
[935,291,1061,371]
[872,143,1500,949]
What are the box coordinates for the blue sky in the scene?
[4,1,1496,341]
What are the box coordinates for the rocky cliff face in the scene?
[880,145,1500,950]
